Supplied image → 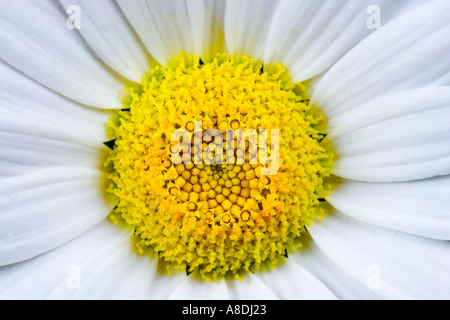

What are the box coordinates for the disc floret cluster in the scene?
[107,53,332,281]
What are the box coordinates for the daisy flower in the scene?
[0,0,449,300]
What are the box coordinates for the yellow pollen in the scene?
[241,210,250,222]
[163,159,172,169]
[205,210,213,220]
[230,119,240,130]
[187,202,198,212]
[106,53,333,281]
[169,186,180,197]
[185,121,195,132]
[222,213,232,224]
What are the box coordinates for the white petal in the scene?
[48,231,156,299]
[328,176,450,240]
[0,220,208,300]
[308,211,450,299]
[0,113,107,177]
[203,0,226,61]
[0,60,112,142]
[0,168,114,266]
[146,267,187,300]
[291,240,381,300]
[118,0,205,65]
[168,276,229,300]
[312,0,450,119]
[50,237,184,299]
[0,0,125,108]
[328,87,450,182]
[255,257,337,299]
[59,0,150,83]
[226,273,278,300]
[0,222,145,299]
[263,0,429,82]
[224,0,280,60]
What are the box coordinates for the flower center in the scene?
[106,53,332,281]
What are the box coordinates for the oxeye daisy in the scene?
[0,0,449,300]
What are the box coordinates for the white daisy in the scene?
[0,0,449,300]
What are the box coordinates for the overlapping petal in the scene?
[168,277,229,300]
[328,87,450,182]
[291,241,381,300]
[263,0,430,82]
[0,113,108,177]
[327,176,450,240]
[117,0,205,65]
[224,0,280,60]
[308,211,450,299]
[59,0,151,83]
[0,222,155,299]
[0,168,114,266]
[0,60,111,142]
[203,0,226,61]
[312,0,450,118]
[256,257,337,299]
[0,0,126,109]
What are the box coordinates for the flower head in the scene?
[0,0,449,300]
[107,53,332,280]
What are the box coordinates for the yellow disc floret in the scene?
[106,53,332,281]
